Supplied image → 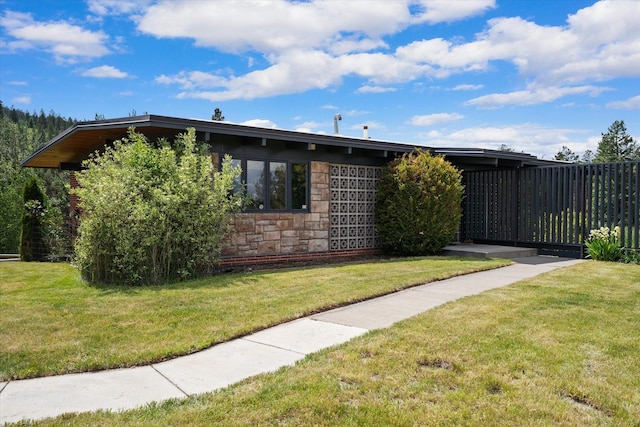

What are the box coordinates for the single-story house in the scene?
[22,114,557,266]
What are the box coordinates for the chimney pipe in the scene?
[363,125,369,139]
[333,114,342,135]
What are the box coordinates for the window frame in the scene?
[230,157,309,213]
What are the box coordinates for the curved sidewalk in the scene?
[0,256,584,425]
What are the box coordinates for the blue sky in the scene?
[1,0,638,158]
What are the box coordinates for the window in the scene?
[246,160,265,209]
[230,158,242,194]
[231,158,308,211]
[291,163,307,210]
[269,162,287,209]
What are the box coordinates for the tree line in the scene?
[0,101,76,254]
[555,120,639,163]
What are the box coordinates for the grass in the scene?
[13,261,640,426]
[0,256,509,380]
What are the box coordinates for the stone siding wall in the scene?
[222,161,330,258]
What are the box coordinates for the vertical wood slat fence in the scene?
[462,162,640,257]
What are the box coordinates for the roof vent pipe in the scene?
[363,125,369,139]
[333,114,342,135]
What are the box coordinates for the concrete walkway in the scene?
[0,256,584,425]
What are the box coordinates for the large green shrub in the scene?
[20,177,49,261]
[73,127,243,285]
[376,149,464,255]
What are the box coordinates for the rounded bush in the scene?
[375,149,463,255]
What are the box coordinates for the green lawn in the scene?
[15,261,640,427]
[0,256,508,380]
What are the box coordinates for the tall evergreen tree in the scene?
[211,108,225,121]
[595,120,639,162]
[555,146,580,162]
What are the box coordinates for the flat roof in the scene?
[22,114,558,169]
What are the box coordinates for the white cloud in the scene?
[465,85,609,109]
[87,0,151,16]
[357,85,397,94]
[474,2,640,85]
[138,1,405,54]
[136,0,502,100]
[159,47,425,101]
[81,65,129,78]
[451,84,483,91]
[137,1,490,55]
[607,94,640,110]
[12,95,31,105]
[296,121,322,132]
[240,119,278,129]
[340,51,433,84]
[349,121,386,133]
[155,71,227,90]
[425,123,596,158]
[162,50,345,101]
[393,2,640,88]
[0,11,110,63]
[412,0,496,24]
[328,37,388,56]
[394,38,488,75]
[409,113,464,126]
[146,0,639,104]
[343,109,371,117]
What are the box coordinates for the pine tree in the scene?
[595,120,639,162]
[555,146,580,162]
[211,108,225,121]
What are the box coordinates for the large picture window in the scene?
[231,158,308,211]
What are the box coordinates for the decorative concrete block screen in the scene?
[329,164,381,251]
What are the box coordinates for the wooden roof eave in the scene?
[21,115,418,169]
